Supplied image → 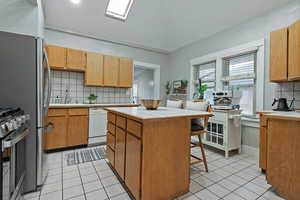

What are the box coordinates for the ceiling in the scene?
[43,0,292,53]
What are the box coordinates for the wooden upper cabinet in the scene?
[66,48,87,71]
[85,52,104,86]
[46,45,67,70]
[119,58,133,88]
[288,20,300,81]
[104,55,119,87]
[269,28,288,82]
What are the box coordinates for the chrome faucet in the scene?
[64,89,72,104]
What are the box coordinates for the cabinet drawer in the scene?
[107,132,115,150]
[107,122,115,135]
[108,112,116,124]
[116,115,126,129]
[48,109,68,117]
[68,109,88,116]
[106,146,115,167]
[127,119,142,138]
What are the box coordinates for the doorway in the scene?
[133,61,160,104]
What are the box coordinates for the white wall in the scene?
[168,0,300,148]
[0,0,44,37]
[45,29,169,98]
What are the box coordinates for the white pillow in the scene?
[166,100,183,108]
[185,101,208,111]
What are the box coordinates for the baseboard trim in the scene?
[242,145,259,159]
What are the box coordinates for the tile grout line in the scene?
[91,161,111,200]
[76,164,87,200]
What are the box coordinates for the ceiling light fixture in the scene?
[105,0,134,21]
[70,0,81,5]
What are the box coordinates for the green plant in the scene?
[198,84,208,99]
[88,94,98,101]
[181,80,188,89]
[165,81,171,95]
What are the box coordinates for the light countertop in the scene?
[257,110,300,121]
[105,106,213,120]
[49,103,140,108]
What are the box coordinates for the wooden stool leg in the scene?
[198,135,208,172]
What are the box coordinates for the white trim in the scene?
[189,39,265,113]
[241,145,259,159]
[133,61,161,99]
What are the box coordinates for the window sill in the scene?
[241,116,259,128]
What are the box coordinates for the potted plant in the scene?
[88,94,98,104]
[193,79,208,101]
[165,81,171,95]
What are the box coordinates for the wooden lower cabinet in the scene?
[45,116,68,150]
[46,108,88,150]
[267,119,300,200]
[115,127,126,180]
[67,115,88,146]
[125,133,141,200]
[107,146,115,167]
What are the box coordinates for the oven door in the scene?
[1,128,28,200]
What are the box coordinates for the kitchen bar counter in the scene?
[49,103,140,109]
[105,107,213,200]
[257,110,300,121]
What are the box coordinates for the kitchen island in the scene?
[258,111,300,200]
[104,107,213,200]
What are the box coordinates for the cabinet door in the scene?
[46,45,67,70]
[104,55,119,87]
[67,115,88,146]
[85,52,104,86]
[259,126,267,170]
[119,58,133,88]
[288,20,300,81]
[270,28,288,82]
[125,133,141,200]
[66,48,87,71]
[115,127,126,180]
[45,116,68,150]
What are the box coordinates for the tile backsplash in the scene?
[50,71,132,104]
[274,82,300,109]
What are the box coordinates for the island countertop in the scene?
[105,106,213,121]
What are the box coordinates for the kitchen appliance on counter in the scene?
[212,91,234,110]
[0,31,52,192]
[0,107,30,200]
[272,98,294,111]
[89,108,107,145]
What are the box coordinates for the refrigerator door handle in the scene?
[43,47,52,116]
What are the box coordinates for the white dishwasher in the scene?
[89,108,107,145]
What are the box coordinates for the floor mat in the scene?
[66,147,106,166]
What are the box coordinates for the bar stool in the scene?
[185,101,211,172]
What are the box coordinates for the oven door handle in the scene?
[2,129,29,149]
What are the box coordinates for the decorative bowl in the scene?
[141,99,161,110]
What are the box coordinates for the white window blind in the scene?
[223,52,257,115]
[194,61,216,103]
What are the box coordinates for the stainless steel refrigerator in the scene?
[0,31,51,192]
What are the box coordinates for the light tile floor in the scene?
[23,146,286,200]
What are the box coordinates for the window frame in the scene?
[105,0,134,21]
[190,39,265,118]
[222,52,258,116]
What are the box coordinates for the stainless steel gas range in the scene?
[0,107,30,200]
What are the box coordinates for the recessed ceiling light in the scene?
[70,0,81,5]
[106,0,134,21]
